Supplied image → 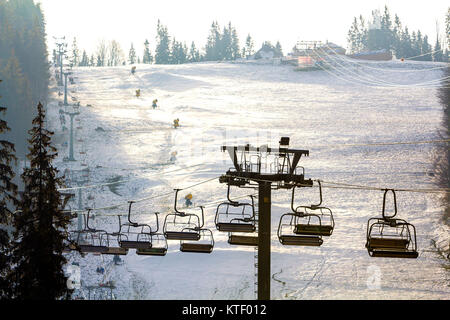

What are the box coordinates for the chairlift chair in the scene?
[215,185,256,233]
[100,216,129,256]
[118,202,152,249]
[74,209,109,254]
[136,213,168,256]
[366,189,418,259]
[179,207,214,254]
[293,181,335,237]
[277,186,326,247]
[163,189,201,241]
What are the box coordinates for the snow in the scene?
[48,60,449,300]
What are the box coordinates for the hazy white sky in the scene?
[38,0,449,57]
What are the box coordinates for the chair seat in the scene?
[217,223,255,233]
[228,235,258,246]
[180,243,213,253]
[369,248,418,259]
[119,241,152,249]
[279,235,323,247]
[294,224,333,236]
[367,238,409,250]
[165,231,200,241]
[79,245,109,253]
[136,248,167,256]
[103,247,129,255]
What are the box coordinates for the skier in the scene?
[169,151,177,163]
[173,118,180,129]
[185,194,193,207]
[152,99,158,109]
[131,66,136,74]
[136,89,141,98]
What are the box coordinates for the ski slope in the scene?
[48,60,450,300]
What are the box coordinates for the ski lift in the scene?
[101,215,129,256]
[215,185,256,233]
[74,209,109,253]
[277,187,325,247]
[293,181,335,237]
[136,213,168,256]
[179,206,214,254]
[163,189,201,241]
[366,189,418,259]
[118,201,152,249]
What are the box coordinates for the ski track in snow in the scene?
[48,61,450,300]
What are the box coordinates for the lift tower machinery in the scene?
[220,137,313,300]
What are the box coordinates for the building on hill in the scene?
[283,40,346,70]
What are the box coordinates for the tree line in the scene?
[347,5,449,62]
[0,0,49,159]
[0,0,70,300]
[64,20,274,67]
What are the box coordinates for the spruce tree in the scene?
[244,34,255,58]
[155,20,171,64]
[11,102,71,300]
[71,37,80,66]
[0,80,18,299]
[188,41,200,63]
[142,39,153,64]
[434,35,443,62]
[79,50,89,67]
[129,43,136,65]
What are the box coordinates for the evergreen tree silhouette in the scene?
[12,102,72,300]
[0,80,18,299]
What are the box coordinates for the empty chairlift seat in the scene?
[118,202,153,249]
[215,193,256,233]
[278,212,324,247]
[136,234,168,256]
[180,229,214,254]
[365,189,419,259]
[163,189,203,241]
[293,206,335,237]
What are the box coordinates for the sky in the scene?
[38,0,449,57]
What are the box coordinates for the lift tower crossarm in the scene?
[219,137,313,300]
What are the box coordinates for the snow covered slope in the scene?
[48,61,449,300]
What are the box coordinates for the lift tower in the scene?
[220,137,313,300]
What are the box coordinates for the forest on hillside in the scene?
[0,0,49,159]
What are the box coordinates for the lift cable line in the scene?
[314,48,450,88]
[63,175,221,214]
[319,53,450,89]
[57,163,205,192]
[325,45,449,73]
[323,44,450,78]
[221,175,450,193]
[312,47,450,88]
[312,56,450,89]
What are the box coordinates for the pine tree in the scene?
[275,41,283,57]
[230,25,241,60]
[422,35,432,61]
[0,80,18,299]
[142,39,153,64]
[188,41,200,63]
[155,20,171,64]
[11,102,71,300]
[79,50,89,67]
[243,34,255,58]
[129,43,136,65]
[71,37,80,67]
[205,21,220,61]
[433,36,443,62]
